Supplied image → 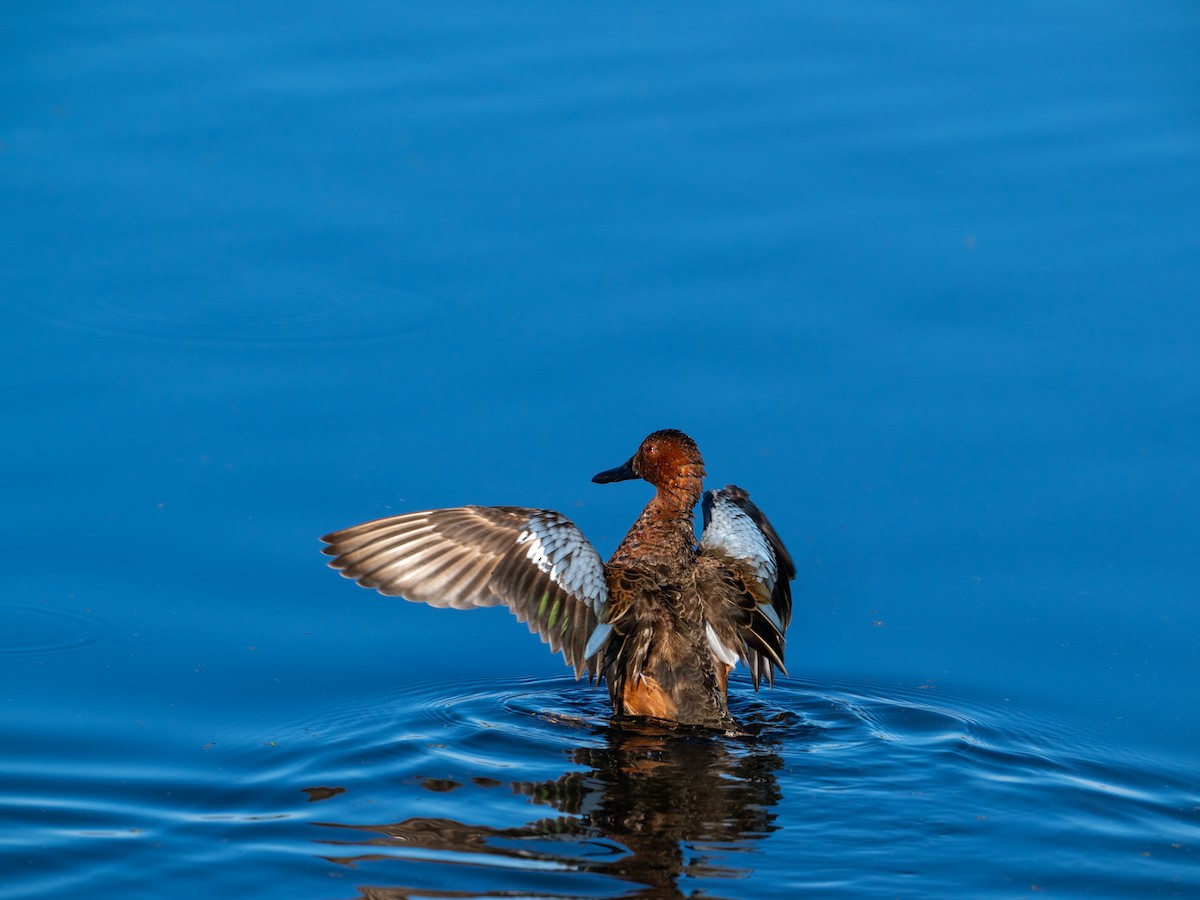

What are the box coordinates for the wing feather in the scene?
[321,506,608,678]
[698,486,795,690]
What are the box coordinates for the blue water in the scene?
[3,2,1198,897]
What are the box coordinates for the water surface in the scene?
[3,1,1198,897]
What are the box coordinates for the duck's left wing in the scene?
[698,486,795,689]
[321,506,608,678]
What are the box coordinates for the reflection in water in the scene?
[312,722,786,898]
[303,785,347,803]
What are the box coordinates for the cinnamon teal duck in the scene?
[320,429,794,729]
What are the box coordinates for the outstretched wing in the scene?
[697,485,795,689]
[321,506,608,678]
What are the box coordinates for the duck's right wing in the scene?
[321,506,609,679]
[698,486,795,689]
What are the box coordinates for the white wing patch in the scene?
[705,622,740,668]
[517,511,608,615]
[699,491,778,591]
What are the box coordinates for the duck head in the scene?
[592,429,707,491]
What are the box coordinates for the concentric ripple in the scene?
[279,675,1199,896]
[0,603,116,657]
[4,676,1197,899]
[20,272,442,349]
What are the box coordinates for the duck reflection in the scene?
[312,721,784,898]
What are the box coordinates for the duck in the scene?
[320,429,794,728]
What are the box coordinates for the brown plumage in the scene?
[322,429,794,729]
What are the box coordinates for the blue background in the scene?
[3,2,1198,896]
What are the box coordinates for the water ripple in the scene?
[21,272,441,349]
[0,602,116,657]
[3,676,1196,898]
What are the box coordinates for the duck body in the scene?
[322,429,794,729]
